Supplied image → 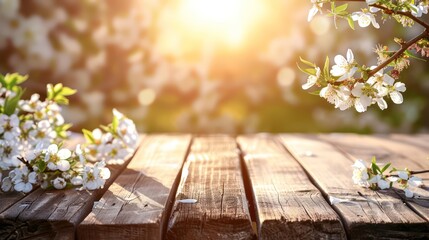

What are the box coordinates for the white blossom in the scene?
[0,0,20,19]
[52,177,67,189]
[44,144,71,171]
[351,83,372,113]
[408,176,423,187]
[389,82,406,104]
[11,166,37,193]
[330,49,358,81]
[1,176,12,192]
[411,3,429,17]
[320,84,341,105]
[82,161,110,190]
[398,170,409,180]
[308,0,323,22]
[352,159,369,187]
[302,67,321,90]
[0,114,21,140]
[351,11,380,29]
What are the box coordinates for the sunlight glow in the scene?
[178,0,264,46]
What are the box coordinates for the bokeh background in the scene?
[0,0,428,133]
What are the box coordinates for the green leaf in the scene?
[61,87,77,96]
[304,68,317,75]
[100,125,111,133]
[38,161,47,173]
[404,50,427,61]
[3,73,28,89]
[347,16,355,30]
[299,57,316,67]
[323,56,330,79]
[112,115,119,133]
[381,163,391,173]
[3,87,24,115]
[297,63,311,75]
[335,4,348,13]
[54,83,63,92]
[82,129,95,143]
[56,123,73,139]
[309,90,321,96]
[47,84,55,100]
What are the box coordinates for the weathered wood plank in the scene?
[237,135,346,239]
[166,135,254,239]
[280,134,428,239]
[0,134,85,214]
[0,135,143,240]
[77,134,191,240]
[320,133,429,221]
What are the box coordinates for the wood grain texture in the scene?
[166,135,254,240]
[280,134,428,240]
[320,133,429,221]
[77,134,191,240]
[237,135,346,240]
[0,134,143,240]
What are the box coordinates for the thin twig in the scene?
[367,29,428,76]
[327,0,429,81]
[371,3,429,29]
[17,156,34,171]
[410,169,429,175]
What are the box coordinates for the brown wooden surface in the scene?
[166,135,254,239]
[320,133,429,221]
[280,134,429,240]
[1,134,428,240]
[77,134,191,240]
[237,135,346,239]
[0,134,143,240]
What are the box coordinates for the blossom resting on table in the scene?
[0,73,139,193]
[352,157,425,198]
[82,109,139,165]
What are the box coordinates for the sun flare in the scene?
[178,0,264,46]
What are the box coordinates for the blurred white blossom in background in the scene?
[0,0,428,133]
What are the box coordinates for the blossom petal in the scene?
[390,91,403,104]
[58,149,72,159]
[346,49,354,63]
[408,176,423,187]
[47,144,58,154]
[57,160,71,171]
[331,65,346,77]
[404,188,414,198]
[334,54,347,66]
[394,82,406,92]
[308,6,318,22]
[376,98,388,110]
[398,171,408,180]
[302,76,317,90]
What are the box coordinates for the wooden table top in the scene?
[1,134,428,240]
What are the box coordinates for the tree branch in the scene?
[410,169,429,175]
[371,3,429,29]
[17,156,34,172]
[368,29,428,76]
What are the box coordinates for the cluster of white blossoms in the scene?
[302,0,429,112]
[0,73,139,193]
[83,109,139,165]
[301,49,407,112]
[352,158,424,198]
